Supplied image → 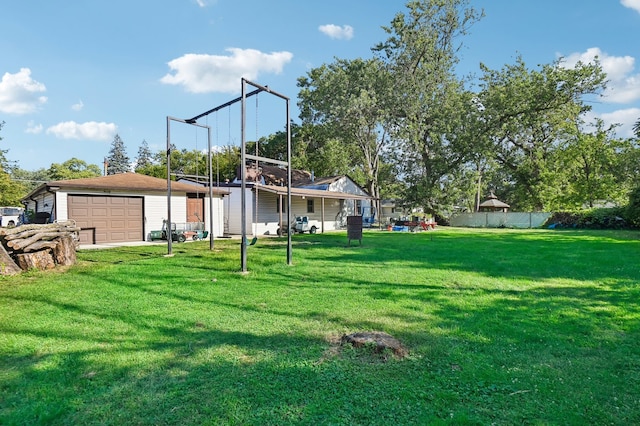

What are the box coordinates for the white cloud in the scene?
[25,121,43,134]
[598,107,640,138]
[0,68,47,114]
[561,47,640,104]
[160,48,293,94]
[319,24,354,40]
[621,0,640,13]
[71,100,84,111]
[46,121,117,140]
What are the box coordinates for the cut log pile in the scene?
[0,222,80,275]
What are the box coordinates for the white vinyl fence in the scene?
[450,212,552,229]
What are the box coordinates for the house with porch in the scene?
[179,164,376,236]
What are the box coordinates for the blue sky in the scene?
[1,0,639,172]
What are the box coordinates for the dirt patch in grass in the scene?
[341,331,408,359]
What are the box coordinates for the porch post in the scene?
[279,193,283,235]
[321,197,325,233]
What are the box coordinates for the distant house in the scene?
[180,164,376,235]
[21,172,228,245]
[380,199,410,223]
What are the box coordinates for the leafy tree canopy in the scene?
[476,56,608,211]
[48,158,101,181]
[0,121,27,205]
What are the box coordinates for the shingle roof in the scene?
[23,172,228,200]
[479,198,510,208]
[243,164,313,186]
[479,192,509,208]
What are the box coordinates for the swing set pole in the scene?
[166,116,173,256]
[237,77,292,272]
[240,79,248,272]
[285,97,292,265]
[207,124,215,250]
[166,116,212,255]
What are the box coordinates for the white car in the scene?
[0,206,24,227]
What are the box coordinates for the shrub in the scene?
[625,186,640,228]
[546,208,628,229]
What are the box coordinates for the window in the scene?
[355,200,362,215]
[307,199,314,213]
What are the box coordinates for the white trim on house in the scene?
[179,172,376,236]
[221,181,374,236]
[22,174,227,242]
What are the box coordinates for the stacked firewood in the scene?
[0,221,80,275]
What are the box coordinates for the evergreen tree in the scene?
[106,134,130,175]
[135,139,153,172]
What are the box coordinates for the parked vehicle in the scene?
[149,221,209,242]
[150,220,187,243]
[293,216,317,234]
[0,206,24,227]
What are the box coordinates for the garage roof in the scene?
[23,172,229,200]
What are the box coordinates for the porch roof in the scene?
[255,184,374,201]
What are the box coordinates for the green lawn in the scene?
[1,228,639,425]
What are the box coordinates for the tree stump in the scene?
[16,249,56,271]
[53,235,77,266]
[0,244,22,275]
[341,331,408,358]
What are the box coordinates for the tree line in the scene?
[2,0,639,223]
[295,0,640,219]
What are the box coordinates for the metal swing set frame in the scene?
[166,78,292,272]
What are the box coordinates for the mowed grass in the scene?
[1,227,639,425]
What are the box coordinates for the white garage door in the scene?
[68,195,143,244]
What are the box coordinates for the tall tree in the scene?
[372,0,484,216]
[106,134,130,175]
[557,119,633,209]
[476,57,607,210]
[292,123,356,178]
[298,57,392,205]
[135,139,153,172]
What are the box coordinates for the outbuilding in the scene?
[478,192,510,212]
[21,172,228,245]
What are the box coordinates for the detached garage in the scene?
[68,195,144,244]
[22,172,228,245]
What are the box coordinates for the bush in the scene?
[546,208,628,229]
[625,186,640,228]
